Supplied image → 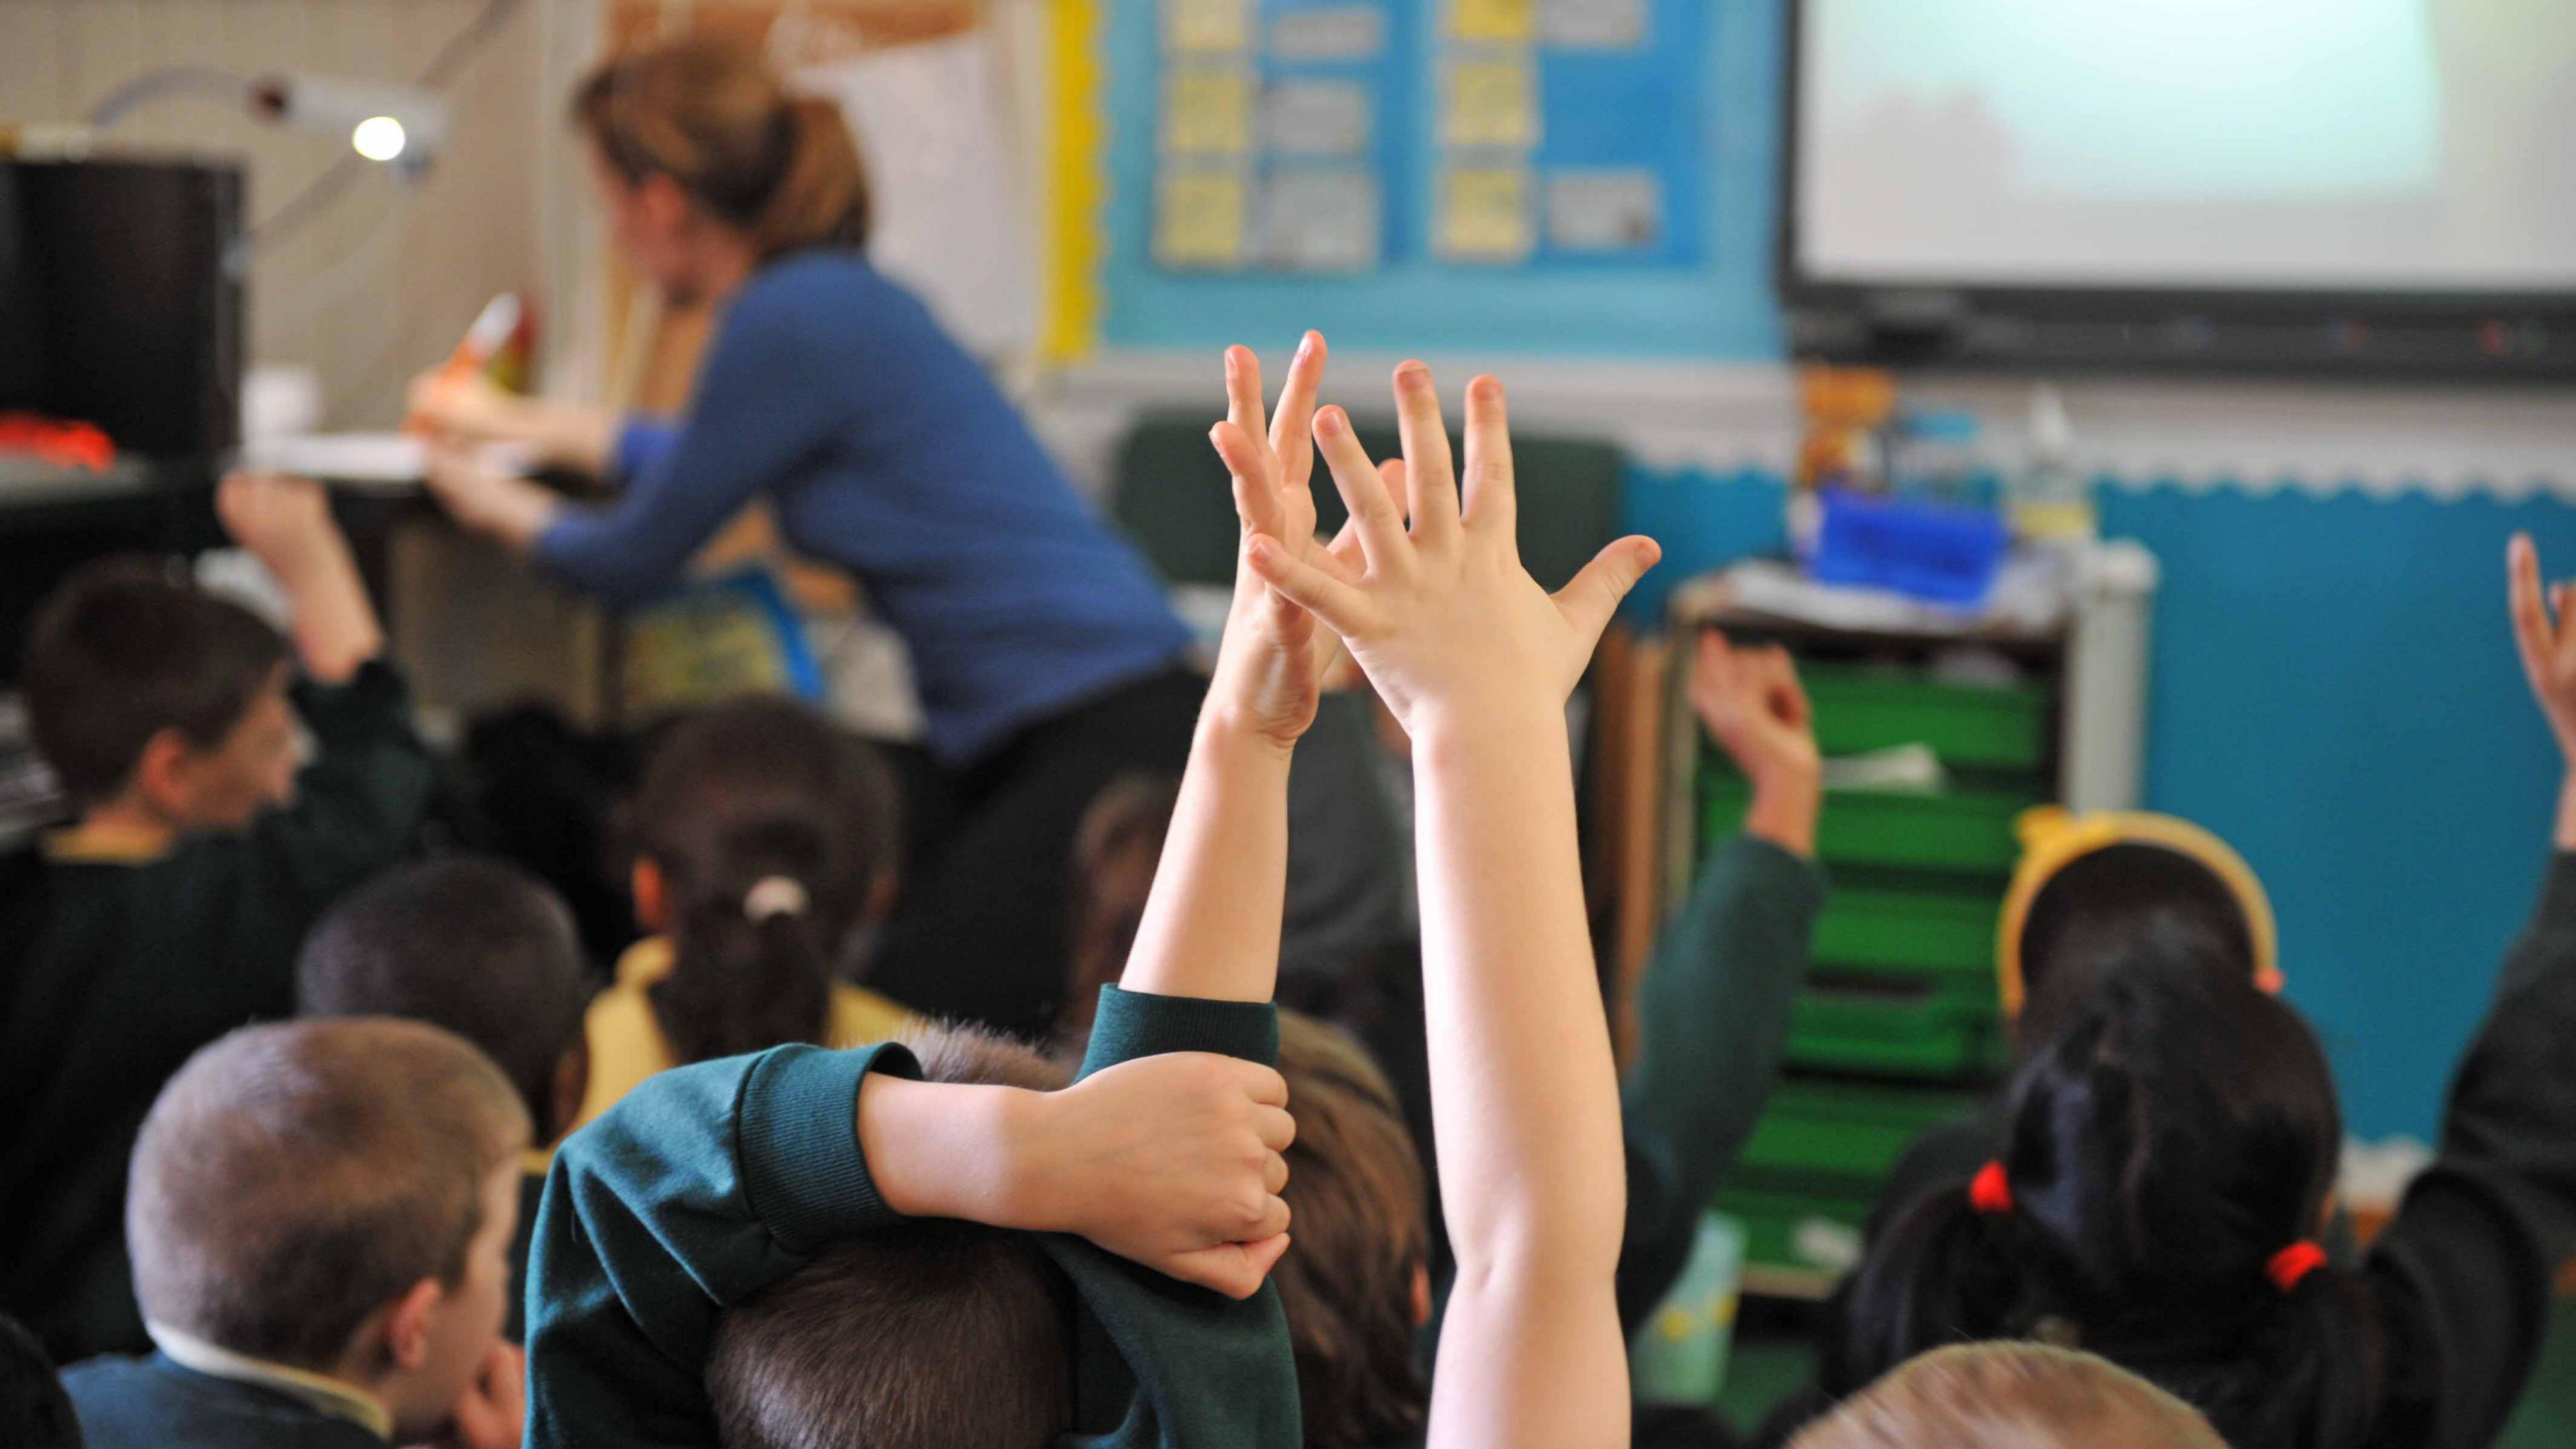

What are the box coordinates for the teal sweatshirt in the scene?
[523,983,1299,1449]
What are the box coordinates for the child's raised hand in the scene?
[2510,533,2576,765]
[1204,332,1361,748]
[217,470,345,582]
[1691,631,1821,855]
[1245,364,1660,739]
[1027,1051,1295,1299]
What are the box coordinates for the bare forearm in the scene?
[1414,708,1625,1275]
[1742,766,1821,859]
[1118,714,1294,1002]
[272,531,383,685]
[855,1076,1042,1225]
[2556,773,2576,854]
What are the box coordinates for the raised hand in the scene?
[1204,332,1362,747]
[1691,631,1821,856]
[1243,363,1660,739]
[217,470,345,582]
[2507,534,2576,851]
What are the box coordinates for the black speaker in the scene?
[0,156,244,462]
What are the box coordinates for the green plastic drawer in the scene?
[1787,971,2004,1077]
[1736,1080,1986,1181]
[1712,1185,1872,1282]
[1703,776,2037,875]
[1801,667,2049,772]
[1811,888,2000,977]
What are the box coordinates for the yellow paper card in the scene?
[1157,169,1249,267]
[1441,57,1538,149]
[1436,165,1532,262]
[1446,0,1536,43]
[1163,66,1253,155]
[1163,0,1251,53]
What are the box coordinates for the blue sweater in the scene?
[536,252,1191,765]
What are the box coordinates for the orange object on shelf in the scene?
[1794,365,1896,493]
[0,412,117,472]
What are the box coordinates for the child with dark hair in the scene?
[1791,533,2576,1449]
[1874,806,2281,1214]
[0,1313,83,1449]
[62,1018,529,1449]
[0,472,435,1364]
[296,856,595,1341]
[572,695,910,1127]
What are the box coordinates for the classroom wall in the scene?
[0,0,561,429]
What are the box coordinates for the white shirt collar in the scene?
[147,1321,394,1441]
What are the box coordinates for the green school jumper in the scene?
[1617,835,1827,1332]
[0,661,435,1365]
[523,984,1301,1449]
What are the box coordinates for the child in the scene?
[0,1313,83,1449]
[572,695,910,1127]
[1789,1343,2224,1449]
[518,331,1379,1448]
[1796,533,2576,1449]
[1232,351,1662,1446]
[60,1018,528,1449]
[295,856,594,1341]
[0,472,435,1364]
[1875,803,2279,1214]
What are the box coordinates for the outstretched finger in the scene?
[1392,362,1460,544]
[1271,331,1326,492]
[1553,536,1664,655]
[1223,345,1272,471]
[2510,533,2555,688]
[1315,407,1411,572]
[1248,533,1375,639]
[1213,420,1287,541]
[1460,374,1517,536]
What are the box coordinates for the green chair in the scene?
[1111,410,1626,592]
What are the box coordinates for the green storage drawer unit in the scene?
[1703,775,2037,875]
[1788,975,2005,1077]
[1799,666,2051,773]
[1737,1079,1986,1182]
[1811,888,1998,976]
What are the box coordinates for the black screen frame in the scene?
[1772,0,2576,382]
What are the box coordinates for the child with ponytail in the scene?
[572,695,912,1127]
[1797,534,2576,1449]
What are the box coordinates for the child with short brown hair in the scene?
[62,1018,530,1449]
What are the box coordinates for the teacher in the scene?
[417,37,1218,1039]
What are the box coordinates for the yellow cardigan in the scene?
[573,935,915,1131]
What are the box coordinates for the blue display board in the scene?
[1100,0,1786,356]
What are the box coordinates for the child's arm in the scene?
[1117,331,1344,1007]
[1250,365,1660,1449]
[1617,634,1825,1331]
[215,470,382,684]
[215,472,435,910]
[2365,535,2576,1446]
[525,1042,1297,1447]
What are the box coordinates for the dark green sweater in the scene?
[1617,835,1826,1332]
[523,983,1299,1449]
[0,661,433,1365]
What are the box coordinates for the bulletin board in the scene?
[1057,0,1787,358]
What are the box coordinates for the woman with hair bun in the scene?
[414,38,1233,1038]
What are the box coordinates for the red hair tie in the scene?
[2267,1240,2328,1294]
[1968,1161,2015,1216]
